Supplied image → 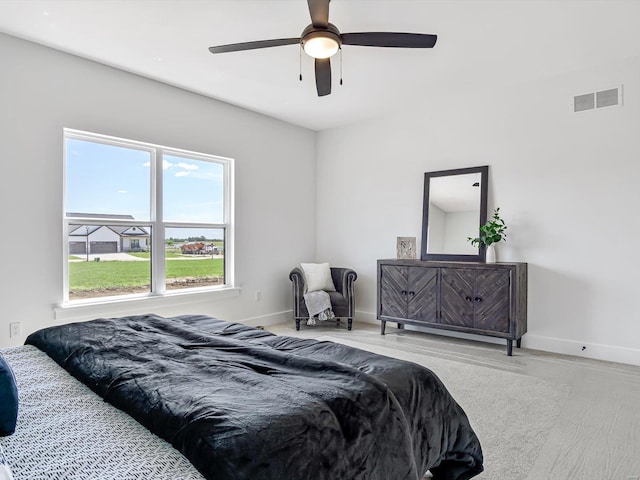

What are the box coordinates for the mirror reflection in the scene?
[427,173,482,255]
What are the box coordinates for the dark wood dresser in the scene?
[377,259,527,355]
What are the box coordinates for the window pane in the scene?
[66,138,151,220]
[163,155,224,223]
[165,227,224,291]
[68,223,151,300]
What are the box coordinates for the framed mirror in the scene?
[420,166,488,261]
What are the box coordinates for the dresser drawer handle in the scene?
[474,297,482,303]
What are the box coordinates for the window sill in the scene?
[53,287,240,322]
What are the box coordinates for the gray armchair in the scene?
[289,267,357,331]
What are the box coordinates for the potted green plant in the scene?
[468,207,507,262]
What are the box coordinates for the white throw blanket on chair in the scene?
[303,290,335,326]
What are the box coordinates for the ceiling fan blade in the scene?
[209,38,300,54]
[315,58,331,97]
[341,32,437,48]
[307,0,330,28]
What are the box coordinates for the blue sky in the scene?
[66,138,225,239]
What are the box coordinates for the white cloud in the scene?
[177,162,198,170]
[142,160,173,170]
[175,171,190,177]
[117,190,128,194]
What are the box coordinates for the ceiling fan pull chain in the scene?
[340,47,343,85]
[299,45,303,81]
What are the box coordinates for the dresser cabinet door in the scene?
[440,267,511,333]
[379,265,409,319]
[440,268,475,328]
[407,266,439,322]
[379,265,438,322]
[474,269,510,333]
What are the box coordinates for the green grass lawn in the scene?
[69,258,224,291]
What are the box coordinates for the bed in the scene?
[1,314,483,480]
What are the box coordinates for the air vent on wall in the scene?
[574,86,623,113]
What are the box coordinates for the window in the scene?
[64,129,232,302]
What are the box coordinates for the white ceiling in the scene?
[1,0,639,131]
[430,173,481,213]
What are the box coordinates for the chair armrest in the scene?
[330,268,357,299]
[289,267,306,292]
[289,268,306,318]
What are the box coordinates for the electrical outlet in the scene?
[255,290,262,302]
[10,322,22,338]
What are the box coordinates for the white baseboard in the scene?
[524,334,640,367]
[355,311,640,367]
[355,311,379,325]
[240,310,292,328]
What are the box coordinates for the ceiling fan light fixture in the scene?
[302,32,340,59]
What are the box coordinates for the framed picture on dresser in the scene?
[396,236,417,259]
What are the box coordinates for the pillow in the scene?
[0,445,14,480]
[301,262,336,293]
[0,352,18,436]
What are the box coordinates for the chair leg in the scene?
[336,318,341,327]
[295,319,300,331]
[347,318,353,331]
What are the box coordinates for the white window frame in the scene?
[62,128,234,305]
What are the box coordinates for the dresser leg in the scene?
[507,339,513,356]
[516,338,522,348]
[380,321,386,335]
[347,318,353,331]
[397,323,404,329]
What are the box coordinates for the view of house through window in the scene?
[65,130,230,301]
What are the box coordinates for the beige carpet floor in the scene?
[318,335,571,480]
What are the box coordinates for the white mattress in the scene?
[0,345,205,480]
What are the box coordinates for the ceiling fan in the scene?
[208,0,437,97]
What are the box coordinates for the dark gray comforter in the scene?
[26,314,483,480]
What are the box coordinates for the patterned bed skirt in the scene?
[0,345,204,480]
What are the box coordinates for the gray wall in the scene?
[317,55,640,366]
[0,33,316,346]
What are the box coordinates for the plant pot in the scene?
[485,244,496,263]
